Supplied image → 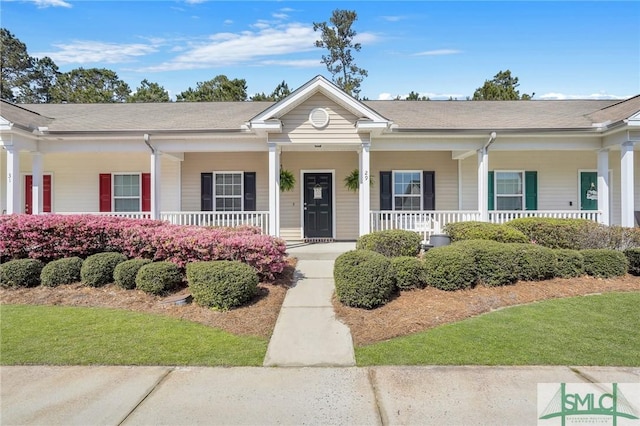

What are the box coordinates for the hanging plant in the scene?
[280,168,296,192]
[344,168,374,192]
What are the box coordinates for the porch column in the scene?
[597,149,610,225]
[621,141,635,227]
[150,150,162,220]
[31,152,43,214]
[359,142,371,236]
[477,147,489,222]
[268,143,280,236]
[4,146,21,214]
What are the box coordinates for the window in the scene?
[113,174,140,212]
[495,171,523,210]
[214,172,243,211]
[393,171,422,210]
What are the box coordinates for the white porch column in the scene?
[31,152,43,214]
[621,141,635,227]
[5,147,21,214]
[268,143,280,236]
[477,147,489,222]
[150,150,162,220]
[597,149,610,225]
[359,142,371,236]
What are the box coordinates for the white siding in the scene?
[181,152,269,212]
[270,94,367,145]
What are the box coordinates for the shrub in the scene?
[624,248,640,276]
[554,249,585,278]
[135,262,183,295]
[391,256,427,290]
[80,252,127,287]
[505,218,599,250]
[114,259,152,289]
[578,225,640,251]
[334,250,395,309]
[443,221,529,244]
[454,240,519,287]
[356,229,421,258]
[581,249,628,278]
[187,261,259,310]
[0,259,44,287]
[507,243,557,281]
[40,257,83,287]
[423,246,477,291]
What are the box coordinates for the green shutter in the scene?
[488,171,494,211]
[525,171,537,210]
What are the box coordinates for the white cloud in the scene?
[414,49,461,56]
[259,59,322,68]
[35,41,158,64]
[184,0,207,4]
[538,92,632,100]
[272,13,289,20]
[32,0,71,8]
[223,19,233,25]
[380,15,405,22]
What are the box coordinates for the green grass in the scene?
[356,292,640,366]
[0,305,267,366]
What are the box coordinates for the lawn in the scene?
[0,305,267,366]
[355,292,640,366]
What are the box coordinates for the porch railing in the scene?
[488,210,601,224]
[160,211,269,234]
[58,212,152,219]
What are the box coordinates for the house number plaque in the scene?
[313,185,323,200]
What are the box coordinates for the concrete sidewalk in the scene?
[2,365,638,425]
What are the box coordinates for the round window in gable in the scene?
[309,108,330,129]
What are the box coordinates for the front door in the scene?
[303,173,332,238]
[25,174,52,214]
[580,171,598,210]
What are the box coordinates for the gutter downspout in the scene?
[144,134,160,220]
[479,132,497,222]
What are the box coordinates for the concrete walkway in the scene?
[263,242,356,367]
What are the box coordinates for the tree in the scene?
[250,80,291,102]
[128,79,170,102]
[50,68,131,103]
[1,28,33,101]
[405,91,429,101]
[16,56,59,103]
[313,9,368,98]
[176,75,247,102]
[472,70,534,100]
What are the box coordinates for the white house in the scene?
[1,75,639,241]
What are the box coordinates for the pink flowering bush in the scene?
[0,214,287,281]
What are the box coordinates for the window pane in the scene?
[214,172,243,211]
[114,174,139,197]
[114,198,139,212]
[497,196,523,210]
[393,172,422,210]
[496,172,522,195]
[394,196,421,211]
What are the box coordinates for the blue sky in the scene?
[2,1,639,100]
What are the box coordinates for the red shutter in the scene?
[141,173,151,212]
[25,175,33,214]
[99,174,112,212]
[43,175,52,213]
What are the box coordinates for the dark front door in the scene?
[304,173,332,238]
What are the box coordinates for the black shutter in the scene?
[201,173,213,211]
[423,171,435,210]
[380,171,392,210]
[243,172,256,211]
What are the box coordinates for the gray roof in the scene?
[2,96,638,133]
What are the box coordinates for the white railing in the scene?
[160,211,269,233]
[370,211,483,240]
[489,210,601,224]
[58,212,152,219]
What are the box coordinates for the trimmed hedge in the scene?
[135,261,183,295]
[391,256,427,290]
[0,259,44,287]
[114,259,152,289]
[423,245,477,291]
[454,240,519,287]
[80,252,127,287]
[187,260,259,310]
[443,221,529,244]
[40,257,83,287]
[505,218,598,250]
[507,243,557,281]
[624,248,640,276]
[334,250,395,309]
[554,249,585,278]
[356,229,421,258]
[581,249,628,278]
